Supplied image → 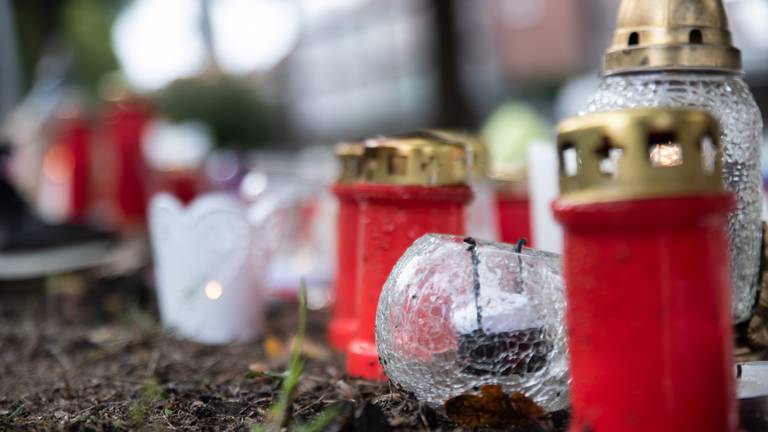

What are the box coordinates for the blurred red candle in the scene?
[328,142,364,351]
[47,108,90,222]
[98,96,152,229]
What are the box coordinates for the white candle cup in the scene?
[149,193,266,344]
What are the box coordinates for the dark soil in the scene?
[0,275,568,431]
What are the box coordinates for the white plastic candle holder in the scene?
[149,193,266,344]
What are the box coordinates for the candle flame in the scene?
[204,280,223,300]
[649,142,683,167]
[43,145,74,184]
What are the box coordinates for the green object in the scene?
[62,0,121,97]
[155,75,275,150]
[481,102,551,175]
[251,282,339,432]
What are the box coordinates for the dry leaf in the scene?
[264,336,287,360]
[444,384,547,429]
[289,336,331,361]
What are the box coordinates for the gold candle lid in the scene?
[335,141,364,183]
[426,130,489,179]
[603,0,741,75]
[557,108,723,204]
[360,131,469,186]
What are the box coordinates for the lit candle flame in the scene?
[204,280,223,300]
[43,145,74,184]
[649,142,683,167]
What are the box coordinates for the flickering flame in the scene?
[649,142,683,167]
[204,280,223,300]
[42,145,74,184]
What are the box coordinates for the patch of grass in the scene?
[128,402,147,426]
[142,377,164,401]
[251,281,338,432]
[128,377,165,427]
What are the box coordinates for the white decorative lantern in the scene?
[149,193,266,344]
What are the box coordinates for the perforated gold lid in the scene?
[427,130,489,179]
[360,131,469,186]
[335,141,364,183]
[557,108,723,204]
[603,0,741,75]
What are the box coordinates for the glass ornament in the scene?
[375,234,568,411]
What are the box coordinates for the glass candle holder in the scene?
[585,72,763,323]
[375,234,568,411]
[587,0,764,323]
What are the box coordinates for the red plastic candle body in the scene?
[54,114,91,222]
[555,195,735,432]
[328,183,359,350]
[346,183,471,380]
[496,191,531,245]
[101,99,151,228]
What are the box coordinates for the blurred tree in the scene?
[61,0,121,96]
[154,75,275,151]
[13,0,121,96]
[430,0,477,129]
[12,0,64,89]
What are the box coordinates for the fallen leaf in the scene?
[289,336,331,361]
[264,336,287,360]
[444,384,547,429]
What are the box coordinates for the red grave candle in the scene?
[553,109,737,432]
[51,110,91,222]
[345,132,472,380]
[100,97,151,228]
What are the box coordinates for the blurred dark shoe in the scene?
[0,174,115,280]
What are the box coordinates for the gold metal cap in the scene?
[603,0,741,75]
[360,131,469,186]
[335,141,364,183]
[557,108,723,204]
[426,130,489,179]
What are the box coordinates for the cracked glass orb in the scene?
[375,234,568,411]
[585,72,764,323]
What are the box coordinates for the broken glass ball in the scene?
[375,234,568,411]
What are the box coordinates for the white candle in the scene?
[527,140,563,254]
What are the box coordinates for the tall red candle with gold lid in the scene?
[553,108,737,432]
[346,132,472,380]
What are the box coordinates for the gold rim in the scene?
[557,108,723,204]
[426,130,489,179]
[603,0,741,75]
[360,131,469,186]
[335,141,365,183]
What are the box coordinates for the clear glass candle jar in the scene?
[584,71,764,323]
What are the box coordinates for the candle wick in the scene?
[464,237,484,333]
